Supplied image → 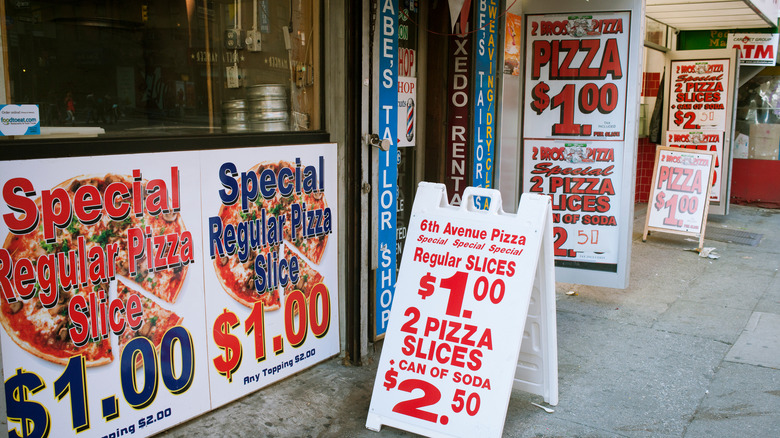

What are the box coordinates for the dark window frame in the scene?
[0,130,330,161]
[1,0,328,160]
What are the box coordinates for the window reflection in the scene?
[2,0,320,138]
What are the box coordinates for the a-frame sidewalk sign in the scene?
[366,183,558,438]
[643,146,717,252]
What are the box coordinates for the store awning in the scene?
[647,0,778,30]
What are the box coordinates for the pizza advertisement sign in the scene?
[668,59,730,132]
[366,183,553,437]
[665,130,723,203]
[0,143,339,437]
[200,144,340,408]
[643,147,716,251]
[0,153,212,437]
[523,12,631,141]
[523,139,622,266]
[522,9,638,286]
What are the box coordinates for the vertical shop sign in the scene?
[445,24,473,206]
[471,0,498,208]
[523,12,631,273]
[376,0,399,337]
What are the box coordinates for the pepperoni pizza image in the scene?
[213,160,330,310]
[0,173,190,367]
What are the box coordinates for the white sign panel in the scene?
[728,33,779,66]
[367,184,552,438]
[523,12,631,141]
[0,152,211,437]
[0,143,340,437]
[522,4,642,289]
[199,144,340,408]
[646,147,715,234]
[668,59,730,132]
[523,139,622,265]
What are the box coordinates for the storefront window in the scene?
[735,68,780,160]
[1,0,321,138]
[644,17,670,50]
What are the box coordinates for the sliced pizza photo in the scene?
[0,283,113,367]
[116,280,183,366]
[213,202,282,309]
[212,160,330,311]
[0,173,189,367]
[282,243,324,304]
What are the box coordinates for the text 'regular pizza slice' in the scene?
[0,170,191,366]
[210,159,331,311]
[211,162,286,310]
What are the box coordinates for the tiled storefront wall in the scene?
[635,137,658,203]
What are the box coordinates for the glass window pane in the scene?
[645,18,667,48]
[1,0,321,138]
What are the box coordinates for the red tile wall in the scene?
[642,72,661,98]
[635,137,657,203]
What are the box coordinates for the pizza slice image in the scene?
[115,210,189,305]
[282,243,324,304]
[213,200,283,309]
[0,283,113,367]
[0,173,189,367]
[116,280,183,366]
[287,189,329,266]
[212,160,331,310]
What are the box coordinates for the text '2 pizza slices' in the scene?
[0,173,190,367]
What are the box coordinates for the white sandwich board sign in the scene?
[643,146,717,252]
[366,183,558,438]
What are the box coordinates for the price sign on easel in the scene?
[366,184,554,438]
[643,147,716,251]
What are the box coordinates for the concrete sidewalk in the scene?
[163,204,780,438]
